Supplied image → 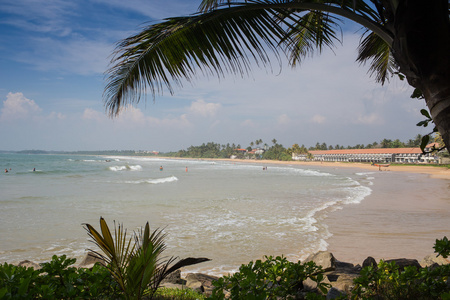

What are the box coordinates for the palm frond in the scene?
[104,0,390,115]
[356,30,396,84]
[104,2,290,116]
[84,218,210,299]
[280,10,342,66]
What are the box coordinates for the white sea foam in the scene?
[124,176,178,184]
[109,165,142,171]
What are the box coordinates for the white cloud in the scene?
[189,99,221,117]
[311,114,326,124]
[277,114,290,125]
[0,92,42,121]
[48,111,66,120]
[241,119,256,128]
[82,108,105,122]
[355,113,383,125]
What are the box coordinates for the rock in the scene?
[362,256,377,268]
[18,260,41,270]
[162,269,185,285]
[420,254,450,268]
[384,258,421,271]
[327,287,345,299]
[305,251,336,272]
[77,252,105,269]
[185,273,219,297]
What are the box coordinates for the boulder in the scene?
[362,256,377,268]
[305,251,336,272]
[327,287,345,299]
[162,269,185,285]
[384,258,421,271]
[420,254,450,268]
[77,252,105,269]
[18,260,41,270]
[184,273,219,297]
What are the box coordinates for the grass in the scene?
[153,287,206,300]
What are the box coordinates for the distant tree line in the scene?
[162,133,446,161]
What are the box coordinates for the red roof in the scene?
[309,148,422,155]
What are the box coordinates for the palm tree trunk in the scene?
[422,83,450,151]
[390,0,450,151]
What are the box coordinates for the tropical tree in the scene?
[103,0,450,151]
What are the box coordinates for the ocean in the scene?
[0,153,447,275]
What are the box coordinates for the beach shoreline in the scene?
[160,156,450,180]
[157,156,450,266]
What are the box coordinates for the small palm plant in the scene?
[84,217,210,300]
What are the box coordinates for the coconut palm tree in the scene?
[103,0,450,151]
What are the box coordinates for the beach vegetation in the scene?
[209,255,330,299]
[83,217,210,300]
[154,287,206,299]
[0,255,117,299]
[351,260,450,300]
[434,236,450,259]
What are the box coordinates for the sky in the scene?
[0,0,430,152]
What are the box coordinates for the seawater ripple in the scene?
[0,153,375,275]
[124,176,178,184]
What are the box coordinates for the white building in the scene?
[293,144,441,164]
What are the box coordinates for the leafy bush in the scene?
[0,255,116,299]
[209,255,329,299]
[434,236,450,259]
[352,260,450,300]
[350,238,450,300]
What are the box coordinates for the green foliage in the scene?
[352,260,450,300]
[0,255,116,299]
[434,237,450,259]
[153,287,206,299]
[209,255,329,299]
[84,217,209,300]
[262,143,291,161]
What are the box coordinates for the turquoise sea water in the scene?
[2,153,375,274]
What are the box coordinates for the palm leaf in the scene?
[84,217,134,293]
[104,1,290,116]
[356,30,396,84]
[104,0,390,115]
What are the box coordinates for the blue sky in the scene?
[0,0,429,152]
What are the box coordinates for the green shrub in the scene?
[352,260,450,299]
[434,236,450,259]
[209,255,329,299]
[0,255,116,299]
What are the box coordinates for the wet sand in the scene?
[165,157,450,264]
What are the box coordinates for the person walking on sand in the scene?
[160,166,163,171]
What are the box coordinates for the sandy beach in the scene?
[201,158,450,180]
[166,157,450,265]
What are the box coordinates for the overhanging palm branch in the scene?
[104,0,391,116]
[357,30,396,84]
[84,217,210,299]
